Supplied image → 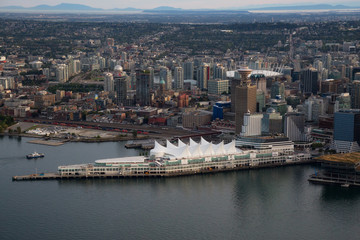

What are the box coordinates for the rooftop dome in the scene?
[114,65,123,72]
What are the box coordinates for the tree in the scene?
[132,130,137,138]
[17,127,21,134]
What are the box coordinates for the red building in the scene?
[148,117,167,125]
[178,94,189,108]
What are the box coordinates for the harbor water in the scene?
[1,136,360,239]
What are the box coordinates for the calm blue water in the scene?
[1,136,360,240]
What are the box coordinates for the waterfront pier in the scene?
[13,160,313,181]
[308,152,360,187]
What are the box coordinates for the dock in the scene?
[13,160,313,181]
[125,140,157,149]
[308,152,360,187]
[308,173,360,187]
[28,139,65,146]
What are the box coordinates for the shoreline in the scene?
[0,132,148,143]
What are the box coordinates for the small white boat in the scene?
[26,152,45,159]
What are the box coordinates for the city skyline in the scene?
[1,0,360,10]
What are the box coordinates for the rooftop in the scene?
[95,156,145,164]
[316,152,360,165]
[237,135,292,144]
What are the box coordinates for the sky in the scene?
[0,0,360,9]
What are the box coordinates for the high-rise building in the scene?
[174,67,184,90]
[213,64,227,80]
[335,93,351,112]
[351,67,360,81]
[147,67,155,90]
[256,90,265,112]
[251,74,267,94]
[0,77,15,90]
[333,110,360,153]
[355,73,360,81]
[197,64,209,89]
[284,112,306,142]
[67,58,74,76]
[300,67,319,95]
[235,67,257,134]
[262,108,283,134]
[208,79,229,95]
[121,52,127,62]
[183,61,194,80]
[129,71,136,90]
[104,72,114,93]
[270,81,285,99]
[321,79,338,94]
[159,79,166,96]
[303,97,325,122]
[56,64,69,83]
[114,67,128,106]
[346,66,353,81]
[313,59,323,73]
[324,53,332,70]
[159,66,172,90]
[240,112,263,136]
[350,80,360,109]
[231,77,242,112]
[136,70,151,106]
[98,57,106,70]
[115,76,128,106]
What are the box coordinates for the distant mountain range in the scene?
[0,3,141,12]
[0,3,359,12]
[248,4,360,11]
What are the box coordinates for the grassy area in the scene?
[316,152,360,164]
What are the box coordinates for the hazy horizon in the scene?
[1,0,360,10]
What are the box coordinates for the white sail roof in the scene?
[213,141,225,156]
[150,141,167,157]
[201,143,215,156]
[224,140,238,154]
[189,144,203,158]
[200,137,210,146]
[154,140,167,151]
[167,145,191,159]
[189,138,198,147]
[178,139,187,147]
[150,138,239,160]
[166,140,178,149]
